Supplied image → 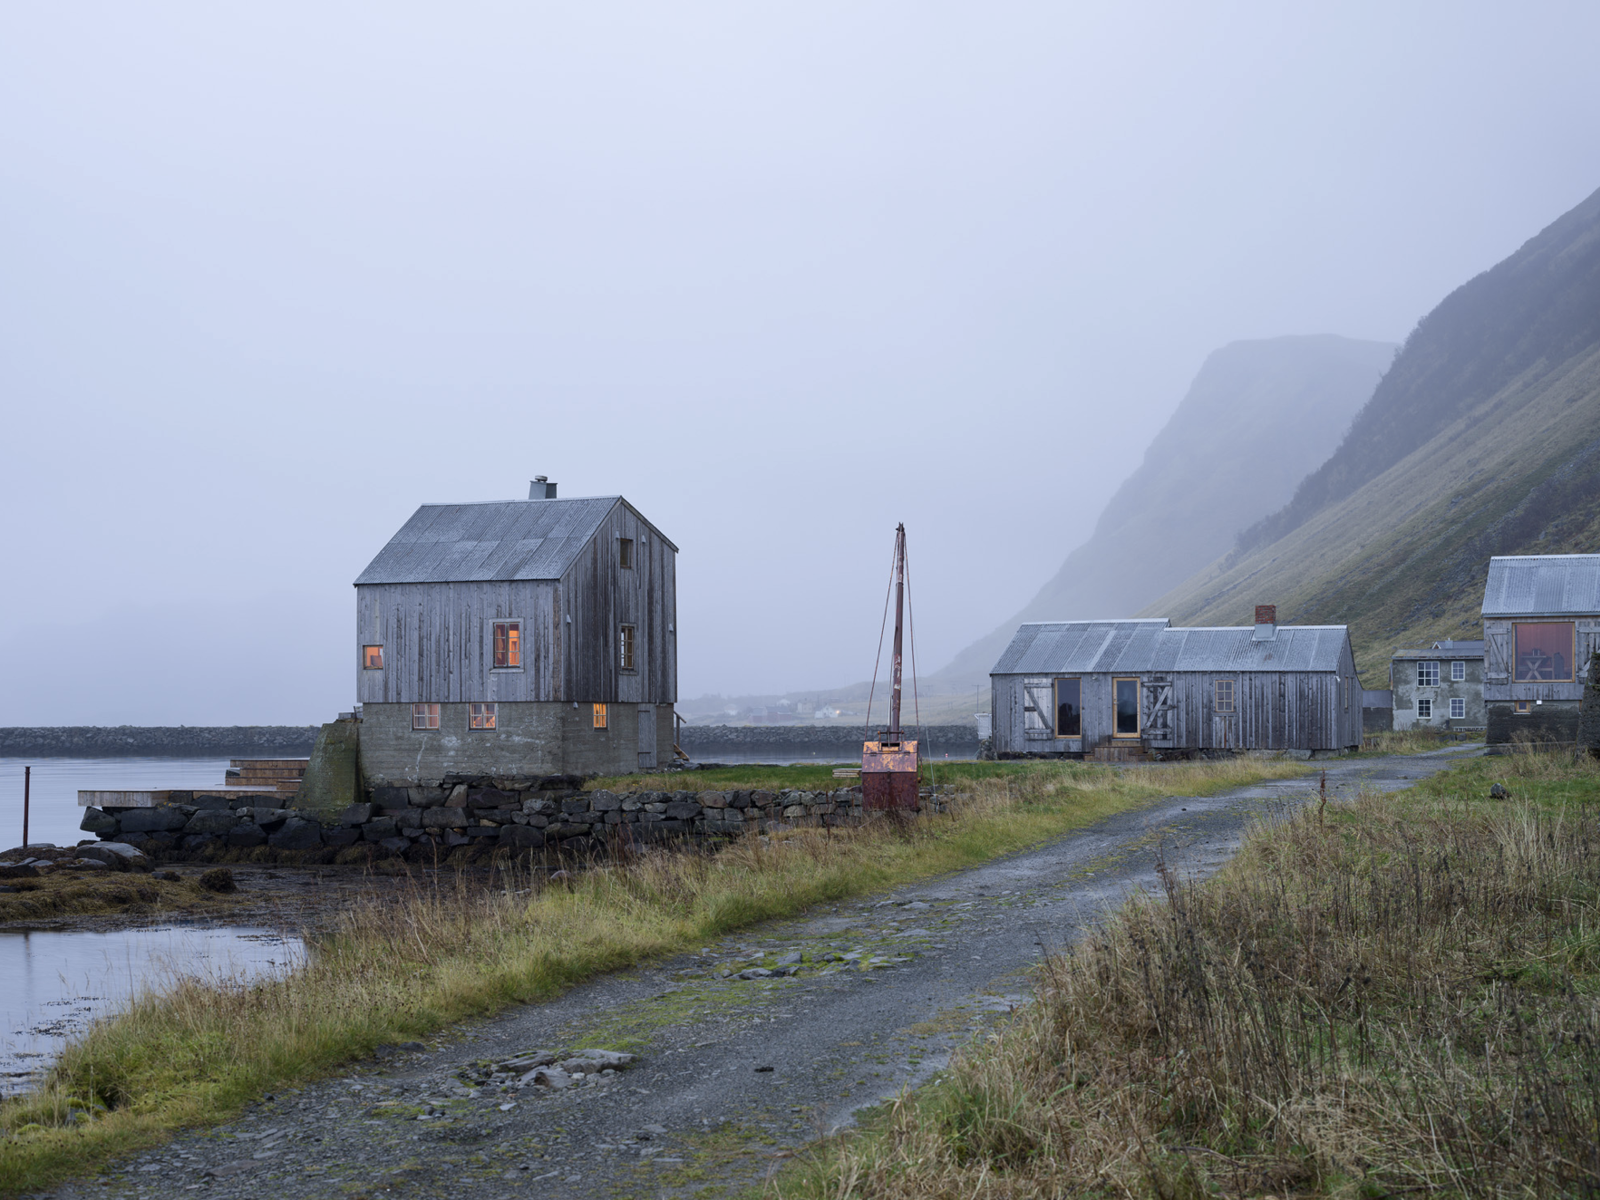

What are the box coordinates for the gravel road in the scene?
[40,748,1480,1200]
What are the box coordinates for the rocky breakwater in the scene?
[79,778,960,865]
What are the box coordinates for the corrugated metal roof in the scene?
[354,496,676,585]
[992,619,1350,675]
[1481,555,1600,618]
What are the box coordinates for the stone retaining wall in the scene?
[79,777,956,865]
[1,726,320,758]
[678,723,979,753]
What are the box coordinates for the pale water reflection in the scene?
[0,758,232,850]
[0,924,303,1096]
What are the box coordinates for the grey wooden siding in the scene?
[355,500,677,706]
[993,661,1363,752]
[1481,616,1600,705]
[559,502,677,705]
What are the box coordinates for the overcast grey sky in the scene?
[3,2,1599,724]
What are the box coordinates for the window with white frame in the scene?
[1449,697,1465,719]
[1417,661,1439,687]
[1417,698,1433,719]
[1450,660,1466,682]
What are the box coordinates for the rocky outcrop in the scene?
[79,777,957,865]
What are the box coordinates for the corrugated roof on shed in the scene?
[354,496,677,585]
[1481,555,1600,618]
[993,619,1349,675]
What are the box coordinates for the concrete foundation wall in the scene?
[359,702,674,785]
[1487,701,1579,746]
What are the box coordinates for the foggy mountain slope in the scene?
[1233,184,1600,557]
[1147,184,1600,679]
[935,335,1394,683]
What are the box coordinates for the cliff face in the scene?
[937,334,1393,682]
[1148,185,1600,679]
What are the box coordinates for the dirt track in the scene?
[44,748,1480,1200]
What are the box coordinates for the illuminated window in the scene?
[1417,698,1432,719]
[1214,678,1235,713]
[493,621,521,669]
[592,703,608,729]
[1054,678,1081,736]
[619,538,634,569]
[1514,623,1574,681]
[411,703,440,731]
[1514,700,1532,715]
[1417,662,1439,687]
[363,645,384,670]
[469,702,497,730]
[1451,660,1466,682]
[1450,697,1465,719]
[619,624,636,672]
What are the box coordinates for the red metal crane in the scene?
[862,524,920,809]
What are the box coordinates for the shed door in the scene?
[1023,678,1052,740]
[638,705,657,769]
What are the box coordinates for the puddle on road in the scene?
[0,924,303,1095]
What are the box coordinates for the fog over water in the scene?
[4,3,1600,721]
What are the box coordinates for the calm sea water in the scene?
[0,924,303,1096]
[0,758,231,850]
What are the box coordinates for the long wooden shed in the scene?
[990,608,1363,757]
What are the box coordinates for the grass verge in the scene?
[0,758,1307,1194]
[773,747,1600,1199]
[585,760,1078,793]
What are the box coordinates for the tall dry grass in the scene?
[0,757,1306,1193]
[784,759,1600,1199]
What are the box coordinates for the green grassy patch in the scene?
[586,760,1063,794]
[0,758,1308,1194]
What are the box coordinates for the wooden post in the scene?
[22,765,30,849]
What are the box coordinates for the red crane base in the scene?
[861,738,919,810]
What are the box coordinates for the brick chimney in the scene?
[1252,604,1277,641]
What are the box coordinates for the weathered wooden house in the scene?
[1389,639,1485,731]
[990,607,1363,757]
[353,479,678,783]
[1482,554,1600,746]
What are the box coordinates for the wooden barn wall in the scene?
[558,502,677,705]
[355,580,559,704]
[994,664,1363,753]
[355,502,678,706]
[1482,616,1600,705]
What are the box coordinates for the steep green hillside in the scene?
[936,335,1393,682]
[1149,185,1600,679]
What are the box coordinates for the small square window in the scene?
[619,538,634,569]
[412,703,440,731]
[1417,662,1439,687]
[493,621,521,669]
[1514,699,1532,715]
[363,645,384,670]
[592,702,608,729]
[1450,660,1466,682]
[1417,698,1432,719]
[469,702,497,730]
[1214,679,1235,713]
[619,624,636,672]
[1449,697,1466,719]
